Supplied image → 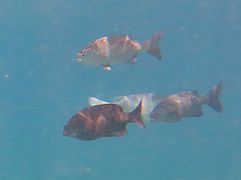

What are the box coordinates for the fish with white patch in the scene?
[88,93,162,124]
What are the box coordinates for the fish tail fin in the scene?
[142,31,163,60]
[88,97,109,106]
[129,100,145,129]
[206,81,223,112]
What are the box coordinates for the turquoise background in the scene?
[0,0,241,179]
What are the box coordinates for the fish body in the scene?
[77,32,162,70]
[150,82,223,122]
[88,93,162,124]
[63,101,144,141]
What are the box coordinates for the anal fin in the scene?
[112,129,127,137]
[124,56,137,64]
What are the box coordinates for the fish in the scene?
[63,101,144,141]
[150,82,223,123]
[76,31,162,71]
[88,93,162,124]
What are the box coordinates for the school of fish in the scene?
[63,30,223,141]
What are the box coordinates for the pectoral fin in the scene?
[102,64,111,71]
[124,56,137,64]
[112,129,127,137]
[192,109,203,117]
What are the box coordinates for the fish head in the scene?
[63,112,92,139]
[63,121,80,138]
[150,104,167,120]
[150,98,180,121]
[76,44,95,64]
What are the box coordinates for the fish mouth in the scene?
[63,130,70,136]
[63,130,78,138]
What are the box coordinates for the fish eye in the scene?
[80,52,85,56]
[77,52,86,60]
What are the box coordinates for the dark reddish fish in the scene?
[63,101,144,141]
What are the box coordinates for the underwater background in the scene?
[0,0,241,179]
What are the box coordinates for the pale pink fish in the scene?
[76,31,162,71]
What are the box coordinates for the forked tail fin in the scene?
[142,31,163,60]
[129,100,145,129]
[206,81,223,112]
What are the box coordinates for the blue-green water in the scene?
[1,1,241,179]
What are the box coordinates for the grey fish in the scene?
[76,31,162,70]
[150,82,223,123]
[88,93,162,124]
